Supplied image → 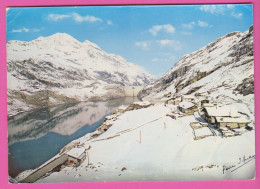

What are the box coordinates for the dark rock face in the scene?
[164,66,192,84]
[234,77,254,96]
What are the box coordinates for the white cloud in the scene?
[157,39,174,47]
[107,20,113,25]
[23,28,29,32]
[181,20,211,33]
[231,12,243,18]
[200,5,225,14]
[152,55,176,63]
[32,28,44,32]
[135,39,181,51]
[135,41,148,48]
[47,14,71,21]
[181,31,192,35]
[11,29,22,33]
[47,13,102,23]
[198,20,209,27]
[182,21,195,29]
[11,28,29,33]
[157,39,182,50]
[11,27,44,33]
[149,24,175,36]
[71,13,102,23]
[200,4,243,19]
[227,4,235,9]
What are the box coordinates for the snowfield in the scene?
[36,103,255,182]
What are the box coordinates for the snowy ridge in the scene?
[7,33,155,116]
[139,26,254,114]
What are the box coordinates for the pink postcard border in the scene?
[0,0,259,188]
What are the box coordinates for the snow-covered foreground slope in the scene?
[7,33,154,116]
[139,26,254,114]
[37,103,255,182]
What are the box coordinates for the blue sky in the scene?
[6,4,253,77]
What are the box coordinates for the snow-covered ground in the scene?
[36,103,255,182]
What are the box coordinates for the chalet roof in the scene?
[168,97,181,101]
[204,106,240,117]
[117,105,128,110]
[203,103,215,107]
[182,95,195,99]
[133,101,151,106]
[215,116,250,123]
[175,97,181,101]
[179,101,196,109]
[66,147,86,159]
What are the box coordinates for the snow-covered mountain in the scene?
[7,33,154,116]
[139,26,254,113]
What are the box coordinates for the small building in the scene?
[166,98,175,104]
[195,99,210,108]
[202,106,240,124]
[215,116,250,129]
[179,101,198,114]
[112,105,128,114]
[164,92,172,98]
[202,103,215,108]
[66,147,86,167]
[173,97,181,105]
[167,97,181,105]
[181,95,196,102]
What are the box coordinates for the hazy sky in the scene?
[6,4,253,77]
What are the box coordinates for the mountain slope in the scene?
[7,33,154,116]
[139,26,254,114]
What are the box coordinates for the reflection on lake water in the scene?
[8,97,139,178]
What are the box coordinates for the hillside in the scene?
[139,26,254,114]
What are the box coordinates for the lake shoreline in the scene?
[8,97,141,179]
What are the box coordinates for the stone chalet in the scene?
[201,106,250,129]
[167,97,181,105]
[195,96,210,108]
[181,95,195,102]
[66,147,86,167]
[179,101,198,114]
[215,116,250,129]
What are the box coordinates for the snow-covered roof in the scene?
[195,96,207,101]
[215,116,250,123]
[182,95,195,99]
[15,170,35,182]
[203,103,215,107]
[66,147,86,159]
[133,101,151,106]
[117,105,128,110]
[168,97,181,101]
[204,106,240,117]
[105,115,117,120]
[175,97,181,101]
[179,101,196,109]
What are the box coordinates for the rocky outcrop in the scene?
[234,76,254,96]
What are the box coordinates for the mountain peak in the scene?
[35,33,80,44]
